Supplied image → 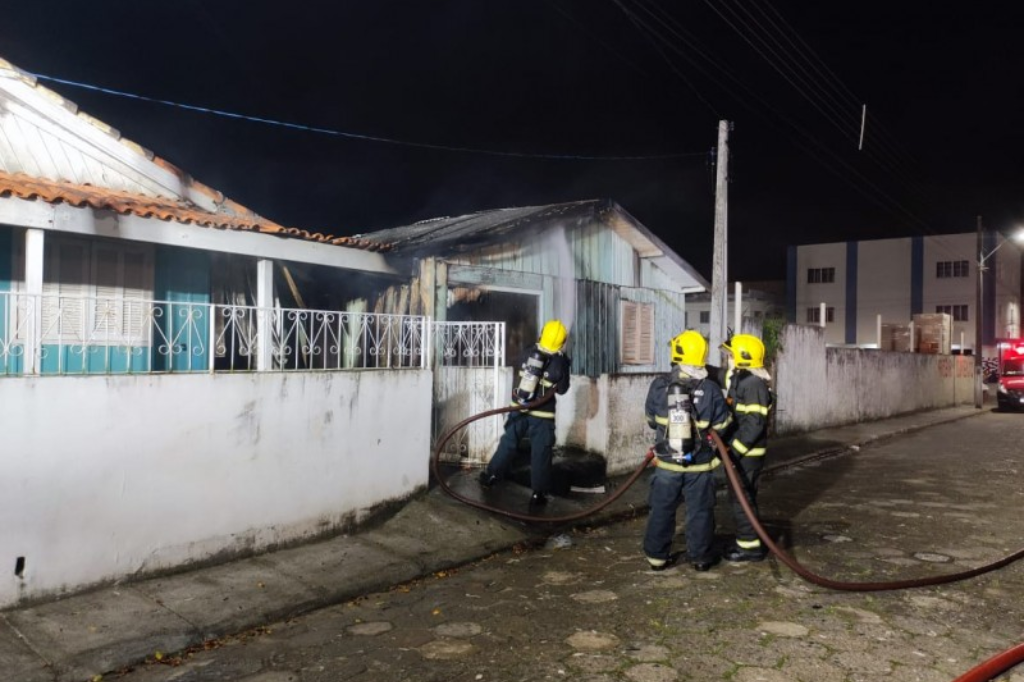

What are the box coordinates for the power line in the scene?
[688,0,975,262]
[610,0,721,118]
[23,71,708,162]
[615,0,935,231]
[623,0,978,265]
[715,0,934,199]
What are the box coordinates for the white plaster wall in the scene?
[794,243,846,344]
[0,370,432,608]
[856,238,911,345]
[775,324,974,435]
[558,373,660,475]
[922,233,976,349]
[994,242,1022,338]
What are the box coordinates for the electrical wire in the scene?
[610,0,720,118]
[614,0,988,267]
[612,0,936,231]
[707,0,940,207]
[21,70,708,162]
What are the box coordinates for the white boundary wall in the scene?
[0,370,432,608]
[774,324,974,435]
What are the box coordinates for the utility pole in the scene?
[975,215,984,409]
[709,120,730,359]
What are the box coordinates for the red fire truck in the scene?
[995,338,1024,411]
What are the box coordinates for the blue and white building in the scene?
[787,233,1022,355]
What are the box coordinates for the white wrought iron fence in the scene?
[0,292,429,375]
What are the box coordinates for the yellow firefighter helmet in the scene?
[722,333,765,369]
[538,319,568,354]
[670,330,708,367]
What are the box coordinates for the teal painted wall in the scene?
[153,246,211,372]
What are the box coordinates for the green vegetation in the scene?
[762,314,786,366]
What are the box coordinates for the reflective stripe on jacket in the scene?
[725,369,771,457]
[644,370,732,464]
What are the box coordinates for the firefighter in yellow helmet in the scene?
[719,333,773,562]
[479,320,571,506]
[642,330,732,571]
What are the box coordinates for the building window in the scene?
[621,300,655,365]
[807,267,835,284]
[936,260,970,278]
[16,236,156,345]
[935,304,969,321]
[806,307,835,324]
[699,310,710,324]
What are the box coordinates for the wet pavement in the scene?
[3,405,1024,682]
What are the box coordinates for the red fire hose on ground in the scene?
[432,403,1024,680]
[430,388,654,524]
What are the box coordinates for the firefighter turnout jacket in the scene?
[645,370,732,473]
[724,368,772,457]
[511,345,571,419]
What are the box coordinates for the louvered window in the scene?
[25,236,154,345]
[621,300,655,365]
[41,240,89,344]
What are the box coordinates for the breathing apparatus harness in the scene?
[660,369,713,467]
[665,380,694,464]
[514,345,552,405]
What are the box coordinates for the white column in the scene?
[876,314,882,349]
[256,259,275,371]
[24,229,45,375]
[734,281,742,335]
[819,302,826,329]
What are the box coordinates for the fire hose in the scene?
[430,387,655,524]
[432,399,1024,680]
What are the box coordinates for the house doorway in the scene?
[447,288,539,366]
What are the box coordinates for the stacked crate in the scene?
[912,313,952,354]
[880,323,913,352]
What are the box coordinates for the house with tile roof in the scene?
[0,56,438,609]
[0,54,712,608]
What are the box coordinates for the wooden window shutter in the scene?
[42,240,89,343]
[621,300,655,365]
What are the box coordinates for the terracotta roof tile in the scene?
[0,171,391,252]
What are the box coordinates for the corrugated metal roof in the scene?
[356,198,709,291]
[355,200,612,254]
[0,171,389,250]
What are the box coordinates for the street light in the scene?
[975,221,1024,408]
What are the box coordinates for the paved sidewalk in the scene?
[0,405,987,682]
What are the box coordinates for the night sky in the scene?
[2,1,1022,281]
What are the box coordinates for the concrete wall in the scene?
[557,373,658,475]
[774,324,974,435]
[0,370,433,609]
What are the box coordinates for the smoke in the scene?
[545,224,577,335]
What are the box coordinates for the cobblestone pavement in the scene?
[107,413,1024,682]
